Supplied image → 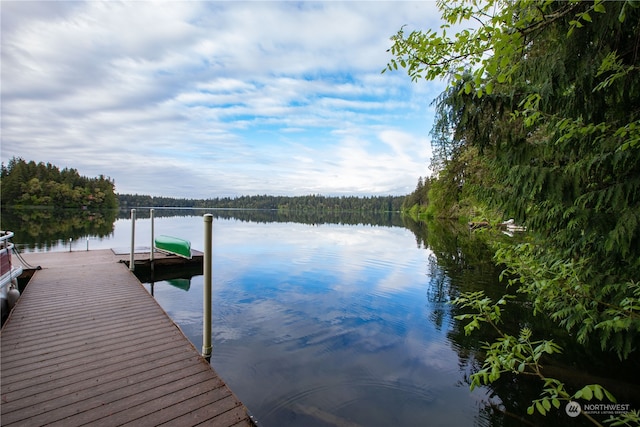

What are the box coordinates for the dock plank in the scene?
[2,338,190,395]
[151,394,243,427]
[1,249,254,427]
[1,350,196,411]
[1,312,171,357]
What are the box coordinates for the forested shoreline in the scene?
[388,0,639,424]
[1,157,117,210]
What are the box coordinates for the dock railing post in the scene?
[150,208,155,262]
[202,214,213,359]
[130,209,136,271]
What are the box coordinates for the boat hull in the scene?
[1,231,23,324]
[154,235,192,259]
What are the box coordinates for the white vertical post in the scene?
[130,209,136,271]
[202,214,213,359]
[150,208,155,262]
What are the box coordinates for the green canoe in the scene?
[154,235,192,259]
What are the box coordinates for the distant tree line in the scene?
[1,157,117,209]
[118,193,404,212]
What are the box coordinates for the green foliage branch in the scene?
[452,290,638,426]
[495,243,640,359]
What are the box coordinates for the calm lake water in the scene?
[6,208,638,426]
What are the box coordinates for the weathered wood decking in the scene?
[1,250,254,426]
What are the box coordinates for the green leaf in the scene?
[527,405,535,415]
[604,388,617,403]
[619,3,627,22]
[485,81,494,95]
[580,386,593,401]
[536,400,547,416]
[569,20,583,28]
[552,398,561,409]
[542,399,551,411]
[594,385,603,400]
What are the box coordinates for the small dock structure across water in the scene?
[1,249,255,426]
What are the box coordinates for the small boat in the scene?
[1,231,23,323]
[499,219,527,232]
[154,235,192,259]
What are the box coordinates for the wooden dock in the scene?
[1,249,255,426]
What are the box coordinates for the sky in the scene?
[1,1,446,199]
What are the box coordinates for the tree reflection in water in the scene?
[404,216,640,426]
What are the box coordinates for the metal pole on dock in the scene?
[130,209,136,271]
[202,214,213,359]
[150,208,155,262]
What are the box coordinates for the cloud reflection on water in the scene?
[147,219,488,426]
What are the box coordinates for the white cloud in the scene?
[1,1,444,198]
